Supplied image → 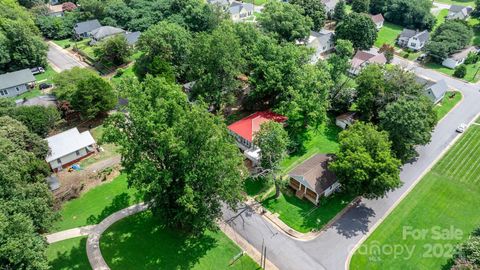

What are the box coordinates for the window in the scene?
[15,86,20,92]
[0,89,8,96]
[75,150,80,156]
[57,158,62,164]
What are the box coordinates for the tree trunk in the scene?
[274,174,280,199]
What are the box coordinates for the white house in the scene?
[442,47,478,69]
[0,69,35,98]
[397,29,429,51]
[302,30,335,63]
[45,128,97,172]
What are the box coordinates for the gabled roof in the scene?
[449,5,472,13]
[449,46,477,61]
[125,31,141,45]
[228,111,287,142]
[229,2,254,15]
[309,29,334,45]
[370,14,384,24]
[0,69,35,90]
[91,26,125,40]
[74,19,101,35]
[351,51,386,69]
[399,29,429,43]
[289,154,336,195]
[45,128,96,162]
[429,80,449,100]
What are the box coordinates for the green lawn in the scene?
[51,174,141,232]
[374,22,403,48]
[110,65,136,85]
[350,123,480,270]
[46,237,90,270]
[280,120,341,173]
[433,9,449,31]
[434,0,474,6]
[242,0,267,5]
[434,91,462,121]
[15,89,42,100]
[262,190,355,233]
[74,39,96,60]
[79,125,119,168]
[35,65,57,83]
[53,39,74,49]
[100,211,260,270]
[425,61,480,83]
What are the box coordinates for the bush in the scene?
[454,64,467,78]
[115,68,124,77]
[464,52,479,65]
[451,227,480,269]
[64,44,71,49]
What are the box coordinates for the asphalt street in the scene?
[224,57,480,270]
[47,42,88,72]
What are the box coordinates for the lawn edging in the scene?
[436,91,464,123]
[345,112,480,270]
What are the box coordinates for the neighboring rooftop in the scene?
[229,1,254,15]
[0,69,35,90]
[228,111,287,142]
[351,50,387,69]
[74,19,101,35]
[45,128,96,162]
[91,26,125,41]
[449,46,477,60]
[288,154,336,196]
[370,14,384,24]
[400,29,429,43]
[125,31,141,45]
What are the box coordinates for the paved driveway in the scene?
[225,58,480,270]
[47,42,88,72]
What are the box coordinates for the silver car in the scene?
[456,123,467,133]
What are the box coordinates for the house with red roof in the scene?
[228,111,287,168]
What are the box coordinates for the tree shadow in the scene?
[331,202,376,238]
[86,193,131,225]
[100,212,220,270]
[49,237,90,270]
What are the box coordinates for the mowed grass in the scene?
[100,211,260,270]
[280,120,341,173]
[425,61,480,83]
[79,125,119,168]
[434,0,475,6]
[434,91,462,121]
[46,237,90,270]
[350,124,480,270]
[434,9,449,30]
[374,22,403,48]
[262,190,355,233]
[51,174,141,232]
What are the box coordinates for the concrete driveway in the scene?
[47,42,89,72]
[224,57,480,270]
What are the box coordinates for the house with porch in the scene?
[288,154,340,205]
[303,29,335,63]
[397,29,429,51]
[45,128,97,172]
[227,111,287,170]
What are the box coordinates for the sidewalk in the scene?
[46,225,95,244]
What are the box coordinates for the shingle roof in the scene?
[74,19,101,35]
[399,29,429,43]
[91,26,125,40]
[45,128,96,162]
[125,31,141,45]
[229,2,254,15]
[429,80,448,100]
[289,154,337,195]
[449,46,477,61]
[310,29,334,45]
[370,14,384,24]
[228,111,287,142]
[0,69,35,90]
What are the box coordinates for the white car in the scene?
[456,123,467,133]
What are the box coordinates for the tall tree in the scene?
[289,0,327,31]
[351,0,370,13]
[379,96,436,162]
[335,12,377,50]
[189,22,244,113]
[103,76,246,235]
[53,67,116,119]
[377,0,435,30]
[333,0,347,21]
[330,122,402,199]
[253,121,289,198]
[94,34,132,66]
[426,20,473,62]
[259,1,313,42]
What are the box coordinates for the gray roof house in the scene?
[90,26,126,44]
[305,30,335,63]
[74,19,102,38]
[124,31,141,45]
[416,77,449,104]
[229,2,254,22]
[0,69,35,98]
[442,46,478,69]
[447,5,473,20]
[397,29,429,51]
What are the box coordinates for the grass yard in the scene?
[100,211,260,270]
[74,39,96,60]
[110,65,136,85]
[425,61,480,83]
[242,0,267,5]
[79,125,119,168]
[434,0,475,6]
[350,123,480,270]
[51,174,141,232]
[434,91,462,121]
[15,89,42,100]
[280,120,341,173]
[53,39,74,49]
[262,189,355,233]
[374,22,403,48]
[434,9,449,30]
[35,64,57,83]
[46,237,90,270]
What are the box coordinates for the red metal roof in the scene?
[227,111,287,142]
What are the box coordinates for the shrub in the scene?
[64,44,71,49]
[454,64,467,78]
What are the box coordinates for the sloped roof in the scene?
[0,69,35,90]
[370,14,384,24]
[449,46,477,61]
[449,5,472,13]
[429,80,449,100]
[91,26,125,40]
[289,154,337,195]
[227,111,287,142]
[74,19,101,35]
[229,2,254,15]
[310,29,334,45]
[45,128,96,162]
[414,31,430,43]
[399,29,418,39]
[125,31,141,45]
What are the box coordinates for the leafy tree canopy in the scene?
[289,0,326,31]
[335,12,377,50]
[370,0,436,30]
[351,0,370,13]
[426,20,473,61]
[94,34,132,66]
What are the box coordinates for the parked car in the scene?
[30,67,45,75]
[417,54,427,62]
[39,83,52,90]
[456,123,467,133]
